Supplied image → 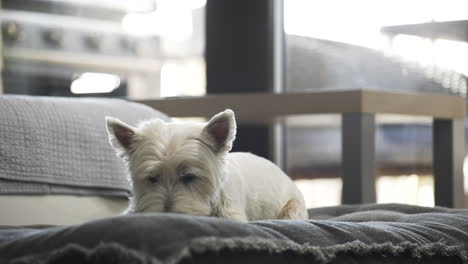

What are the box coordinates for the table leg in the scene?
[433,118,465,208]
[341,113,376,204]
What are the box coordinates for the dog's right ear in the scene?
[105,117,139,156]
[201,109,237,154]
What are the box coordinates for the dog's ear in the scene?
[201,109,236,154]
[105,117,139,156]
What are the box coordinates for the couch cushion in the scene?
[0,195,128,226]
[0,95,168,196]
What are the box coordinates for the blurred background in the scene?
[1,0,468,208]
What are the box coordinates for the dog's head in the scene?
[106,110,236,216]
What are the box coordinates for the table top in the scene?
[136,89,466,124]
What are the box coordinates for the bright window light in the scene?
[377,175,434,206]
[160,62,181,97]
[295,174,435,208]
[121,12,159,37]
[434,39,468,77]
[121,0,195,39]
[390,35,434,66]
[70,73,120,94]
[159,59,206,97]
[156,0,206,10]
[285,0,468,81]
[285,0,468,50]
[295,179,342,208]
[464,155,468,194]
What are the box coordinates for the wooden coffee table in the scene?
[137,89,466,208]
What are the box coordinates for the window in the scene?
[1,0,206,99]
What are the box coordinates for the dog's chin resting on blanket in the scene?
[106,109,308,221]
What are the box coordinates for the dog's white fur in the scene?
[106,110,308,221]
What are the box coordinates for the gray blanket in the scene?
[0,95,168,196]
[1,204,467,263]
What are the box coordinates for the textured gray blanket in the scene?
[0,95,168,196]
[1,204,467,264]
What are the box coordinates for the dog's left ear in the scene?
[201,109,237,154]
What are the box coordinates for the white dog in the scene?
[106,110,308,221]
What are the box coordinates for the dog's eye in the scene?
[147,175,159,184]
[181,173,197,185]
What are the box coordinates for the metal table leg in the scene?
[433,118,465,208]
[341,113,376,204]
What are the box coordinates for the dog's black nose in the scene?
[163,199,173,212]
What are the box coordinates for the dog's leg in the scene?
[277,199,306,220]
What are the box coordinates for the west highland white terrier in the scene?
[106,110,308,221]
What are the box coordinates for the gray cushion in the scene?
[0,95,168,196]
[1,204,467,263]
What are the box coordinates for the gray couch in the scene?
[0,95,467,263]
